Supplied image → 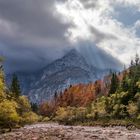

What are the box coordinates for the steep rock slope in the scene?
[7,49,121,103]
[28,49,107,103]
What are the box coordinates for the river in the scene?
[0,123,140,140]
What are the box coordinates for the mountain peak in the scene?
[7,49,117,103]
[63,49,81,58]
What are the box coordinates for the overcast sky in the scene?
[0,0,140,73]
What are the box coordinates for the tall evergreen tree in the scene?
[121,71,129,92]
[0,61,6,101]
[31,103,38,113]
[11,74,21,98]
[127,54,140,99]
[135,53,140,66]
[109,72,119,94]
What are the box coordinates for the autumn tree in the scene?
[0,100,19,129]
[94,80,102,97]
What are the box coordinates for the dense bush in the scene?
[42,117,50,122]
[21,112,39,124]
[54,107,87,124]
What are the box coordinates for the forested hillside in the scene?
[39,54,140,127]
[1,54,140,130]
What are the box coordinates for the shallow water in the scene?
[0,123,140,140]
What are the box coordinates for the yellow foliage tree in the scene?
[22,112,39,124]
[0,100,20,128]
[127,101,138,117]
[18,96,31,114]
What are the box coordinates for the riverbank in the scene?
[61,119,140,130]
[0,123,140,140]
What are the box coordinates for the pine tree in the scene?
[127,54,140,99]
[31,103,38,113]
[10,74,21,98]
[135,53,140,66]
[121,71,129,92]
[0,57,5,85]
[54,91,58,98]
[0,63,6,101]
[54,91,58,105]
[109,72,119,94]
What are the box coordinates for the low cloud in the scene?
[0,0,72,73]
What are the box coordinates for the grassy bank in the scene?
[58,118,140,130]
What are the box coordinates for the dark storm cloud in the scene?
[0,0,68,38]
[0,0,72,73]
[0,0,129,73]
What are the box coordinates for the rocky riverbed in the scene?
[0,123,140,140]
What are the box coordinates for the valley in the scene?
[0,0,140,140]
